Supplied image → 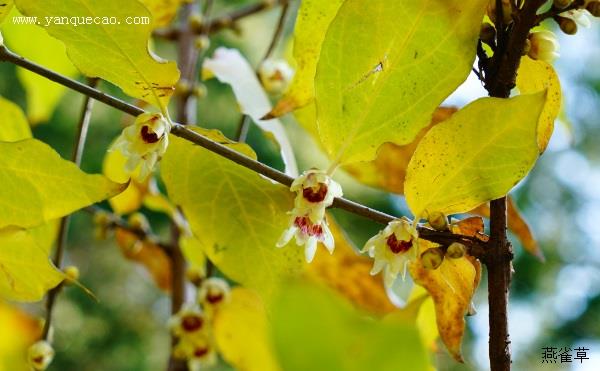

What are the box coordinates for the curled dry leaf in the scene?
[115,228,172,291]
[306,217,398,315]
[408,217,484,362]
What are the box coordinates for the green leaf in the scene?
[0,0,14,24]
[271,282,429,371]
[161,128,304,299]
[404,92,547,218]
[0,95,31,141]
[14,0,180,110]
[269,0,345,117]
[314,0,487,165]
[2,7,79,124]
[516,56,561,153]
[0,227,63,302]
[0,139,126,229]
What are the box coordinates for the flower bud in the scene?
[63,265,80,284]
[93,210,111,227]
[186,266,206,287]
[528,31,560,62]
[175,79,192,96]
[198,277,230,307]
[188,13,204,32]
[258,59,294,95]
[480,22,496,45]
[487,0,513,25]
[446,242,466,259]
[420,248,444,270]
[428,211,448,231]
[553,0,573,9]
[557,16,578,35]
[128,212,150,233]
[28,341,54,371]
[587,1,600,17]
[194,35,210,51]
[192,84,207,99]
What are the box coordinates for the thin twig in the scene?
[41,78,98,340]
[154,0,284,40]
[0,45,486,258]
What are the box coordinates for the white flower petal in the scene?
[305,237,318,263]
[276,225,297,248]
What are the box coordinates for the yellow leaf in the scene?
[268,0,345,117]
[470,197,543,260]
[0,228,64,301]
[161,128,304,299]
[2,7,79,124]
[0,139,126,229]
[271,282,430,371]
[344,107,457,194]
[0,301,41,371]
[179,234,205,272]
[0,96,31,141]
[307,217,398,315]
[139,0,183,28]
[314,0,487,165]
[15,0,180,110]
[409,236,481,361]
[405,92,546,219]
[516,56,561,153]
[214,288,281,371]
[0,0,13,24]
[115,228,172,291]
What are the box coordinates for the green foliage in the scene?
[314,0,488,164]
[161,128,304,299]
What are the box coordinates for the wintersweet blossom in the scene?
[277,169,343,263]
[528,31,560,62]
[168,305,208,338]
[28,340,55,371]
[362,217,418,288]
[110,112,170,180]
[197,277,231,310]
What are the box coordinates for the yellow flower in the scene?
[277,169,343,263]
[362,217,418,287]
[110,112,170,180]
[528,31,560,63]
[197,277,231,310]
[168,305,208,338]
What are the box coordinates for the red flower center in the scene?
[206,291,224,304]
[181,314,203,332]
[386,234,412,254]
[141,125,160,143]
[302,183,328,203]
[294,216,323,237]
[194,347,209,358]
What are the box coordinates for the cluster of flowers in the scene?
[168,277,231,370]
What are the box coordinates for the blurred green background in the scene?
[1,0,599,370]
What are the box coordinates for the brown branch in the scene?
[535,0,586,24]
[42,78,98,340]
[482,1,548,370]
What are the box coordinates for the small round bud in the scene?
[587,1,600,17]
[528,31,560,62]
[553,0,573,9]
[93,210,111,227]
[198,277,230,307]
[192,84,207,99]
[420,248,444,270]
[480,22,496,45]
[556,16,578,35]
[128,212,150,233]
[428,211,448,231]
[63,265,80,283]
[186,266,206,286]
[487,0,513,25]
[28,340,55,371]
[175,80,192,96]
[446,242,467,259]
[258,59,294,95]
[188,13,204,32]
[194,35,210,51]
